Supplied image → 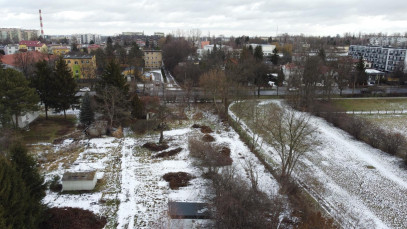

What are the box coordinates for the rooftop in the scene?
[62,171,96,181]
[168,202,210,219]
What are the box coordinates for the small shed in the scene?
[168,202,210,219]
[62,171,97,191]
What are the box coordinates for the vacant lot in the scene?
[332,98,407,111]
[22,115,76,144]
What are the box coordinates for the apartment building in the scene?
[71,34,102,44]
[348,45,407,72]
[0,28,39,42]
[63,54,97,79]
[143,50,162,69]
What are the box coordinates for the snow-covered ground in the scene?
[230,100,407,229]
[41,109,282,228]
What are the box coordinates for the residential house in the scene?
[62,171,98,191]
[0,51,55,70]
[63,54,97,79]
[365,69,385,85]
[87,44,101,53]
[4,44,19,55]
[246,44,276,56]
[144,50,162,69]
[51,46,70,55]
[18,40,47,52]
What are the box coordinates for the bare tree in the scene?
[199,69,229,115]
[13,52,35,78]
[265,106,318,180]
[98,85,128,128]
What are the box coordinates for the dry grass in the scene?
[38,142,84,172]
[332,98,407,111]
[21,115,76,144]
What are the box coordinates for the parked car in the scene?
[79,87,91,92]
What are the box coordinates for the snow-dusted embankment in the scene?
[230,100,407,229]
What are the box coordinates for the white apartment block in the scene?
[0,28,39,42]
[4,44,19,55]
[71,34,102,44]
[348,45,407,72]
[369,36,407,47]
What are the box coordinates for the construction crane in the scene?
[39,9,44,36]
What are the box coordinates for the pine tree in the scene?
[9,143,46,204]
[31,60,58,120]
[99,60,128,93]
[0,68,39,128]
[356,56,367,85]
[254,45,264,62]
[80,92,94,126]
[53,56,79,119]
[131,94,143,119]
[0,156,31,228]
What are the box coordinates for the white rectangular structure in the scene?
[62,171,97,191]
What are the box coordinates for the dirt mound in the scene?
[200,125,213,133]
[142,142,169,151]
[154,147,183,158]
[163,172,194,189]
[202,134,215,142]
[41,207,107,229]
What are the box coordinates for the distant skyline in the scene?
[2,0,407,37]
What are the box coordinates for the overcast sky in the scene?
[2,0,407,37]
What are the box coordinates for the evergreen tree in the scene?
[254,45,264,62]
[31,60,57,120]
[99,60,128,93]
[9,143,46,204]
[356,56,367,85]
[0,156,31,228]
[271,48,279,65]
[105,37,114,60]
[145,39,150,48]
[80,92,94,126]
[131,94,143,119]
[53,57,79,119]
[0,69,39,128]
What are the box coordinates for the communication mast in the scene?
[39,9,44,36]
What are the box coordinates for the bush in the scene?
[130,120,159,134]
[188,137,232,168]
[162,172,194,189]
[49,175,62,192]
[41,207,107,229]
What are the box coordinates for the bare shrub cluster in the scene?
[188,137,232,171]
[313,101,407,165]
[210,168,285,229]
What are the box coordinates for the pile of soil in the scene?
[142,142,169,151]
[200,125,213,133]
[163,172,194,189]
[217,146,233,166]
[202,134,216,142]
[41,207,107,229]
[191,124,213,134]
[154,147,183,158]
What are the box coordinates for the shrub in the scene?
[202,134,215,142]
[41,207,107,229]
[49,175,62,192]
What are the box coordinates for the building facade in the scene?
[348,45,407,72]
[144,50,162,69]
[0,28,39,42]
[63,54,97,79]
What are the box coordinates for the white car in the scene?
[79,87,91,92]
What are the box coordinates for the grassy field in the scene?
[332,98,407,111]
[363,115,407,137]
[21,115,77,144]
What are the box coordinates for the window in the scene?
[74,61,78,64]
[75,70,79,74]
[68,60,71,63]
[81,60,84,64]
[86,60,89,63]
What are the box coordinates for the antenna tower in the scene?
[39,9,44,36]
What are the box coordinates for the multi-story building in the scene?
[348,45,407,72]
[51,46,71,55]
[71,34,101,44]
[0,28,39,42]
[63,54,97,79]
[369,36,407,47]
[154,32,165,37]
[143,50,162,69]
